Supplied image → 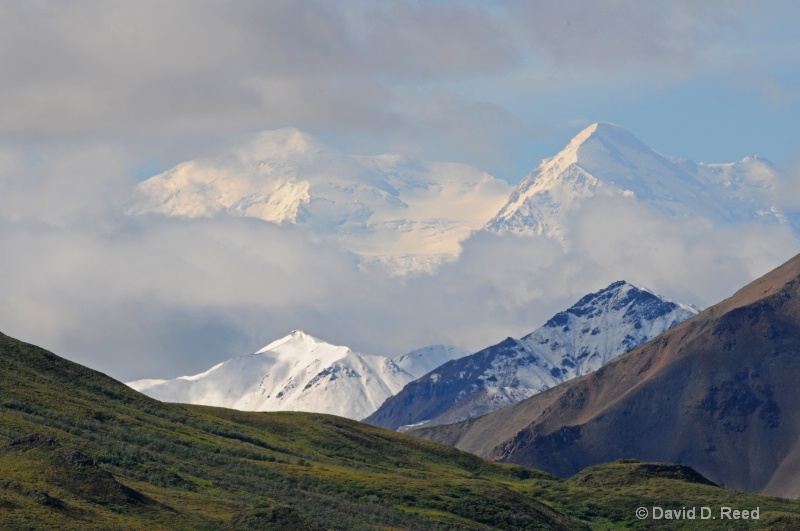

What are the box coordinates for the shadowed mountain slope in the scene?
[413,252,800,497]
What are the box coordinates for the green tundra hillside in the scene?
[2,330,800,530]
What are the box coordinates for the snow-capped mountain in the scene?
[486,122,791,245]
[126,330,469,420]
[129,128,512,274]
[365,281,698,431]
[128,123,793,273]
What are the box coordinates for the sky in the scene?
[1,1,800,381]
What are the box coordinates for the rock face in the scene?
[365,281,696,431]
[412,252,800,497]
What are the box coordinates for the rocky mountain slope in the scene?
[366,281,697,430]
[413,252,800,497]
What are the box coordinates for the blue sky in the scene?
[1,1,800,380]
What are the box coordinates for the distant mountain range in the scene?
[129,282,695,424]
[130,123,796,274]
[365,281,697,431]
[127,331,469,420]
[413,252,800,497]
[128,128,512,274]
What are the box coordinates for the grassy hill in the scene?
[2,331,800,529]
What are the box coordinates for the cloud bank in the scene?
[0,2,798,381]
[1,142,797,382]
[2,1,795,172]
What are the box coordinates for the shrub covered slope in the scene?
[2,331,800,529]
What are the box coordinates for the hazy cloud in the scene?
[3,1,791,170]
[1,2,798,383]
[0,1,514,137]
[2,142,797,382]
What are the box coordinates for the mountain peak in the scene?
[366,282,697,431]
[563,121,641,149]
[486,121,788,241]
[130,126,512,276]
[128,329,417,420]
[561,122,654,168]
[255,329,329,354]
[536,280,695,341]
[413,252,800,497]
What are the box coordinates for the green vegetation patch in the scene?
[2,331,800,529]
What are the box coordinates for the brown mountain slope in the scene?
[413,252,800,497]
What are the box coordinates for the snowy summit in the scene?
[129,128,512,274]
[127,330,467,420]
[486,122,788,245]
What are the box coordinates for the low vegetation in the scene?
[2,331,800,529]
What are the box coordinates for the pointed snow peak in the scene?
[563,122,654,166]
[563,122,599,151]
[585,121,634,137]
[255,330,331,354]
[128,328,418,420]
[512,122,654,190]
[573,122,642,144]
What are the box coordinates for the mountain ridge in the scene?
[129,123,792,276]
[8,328,800,528]
[365,280,697,431]
[412,252,800,497]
